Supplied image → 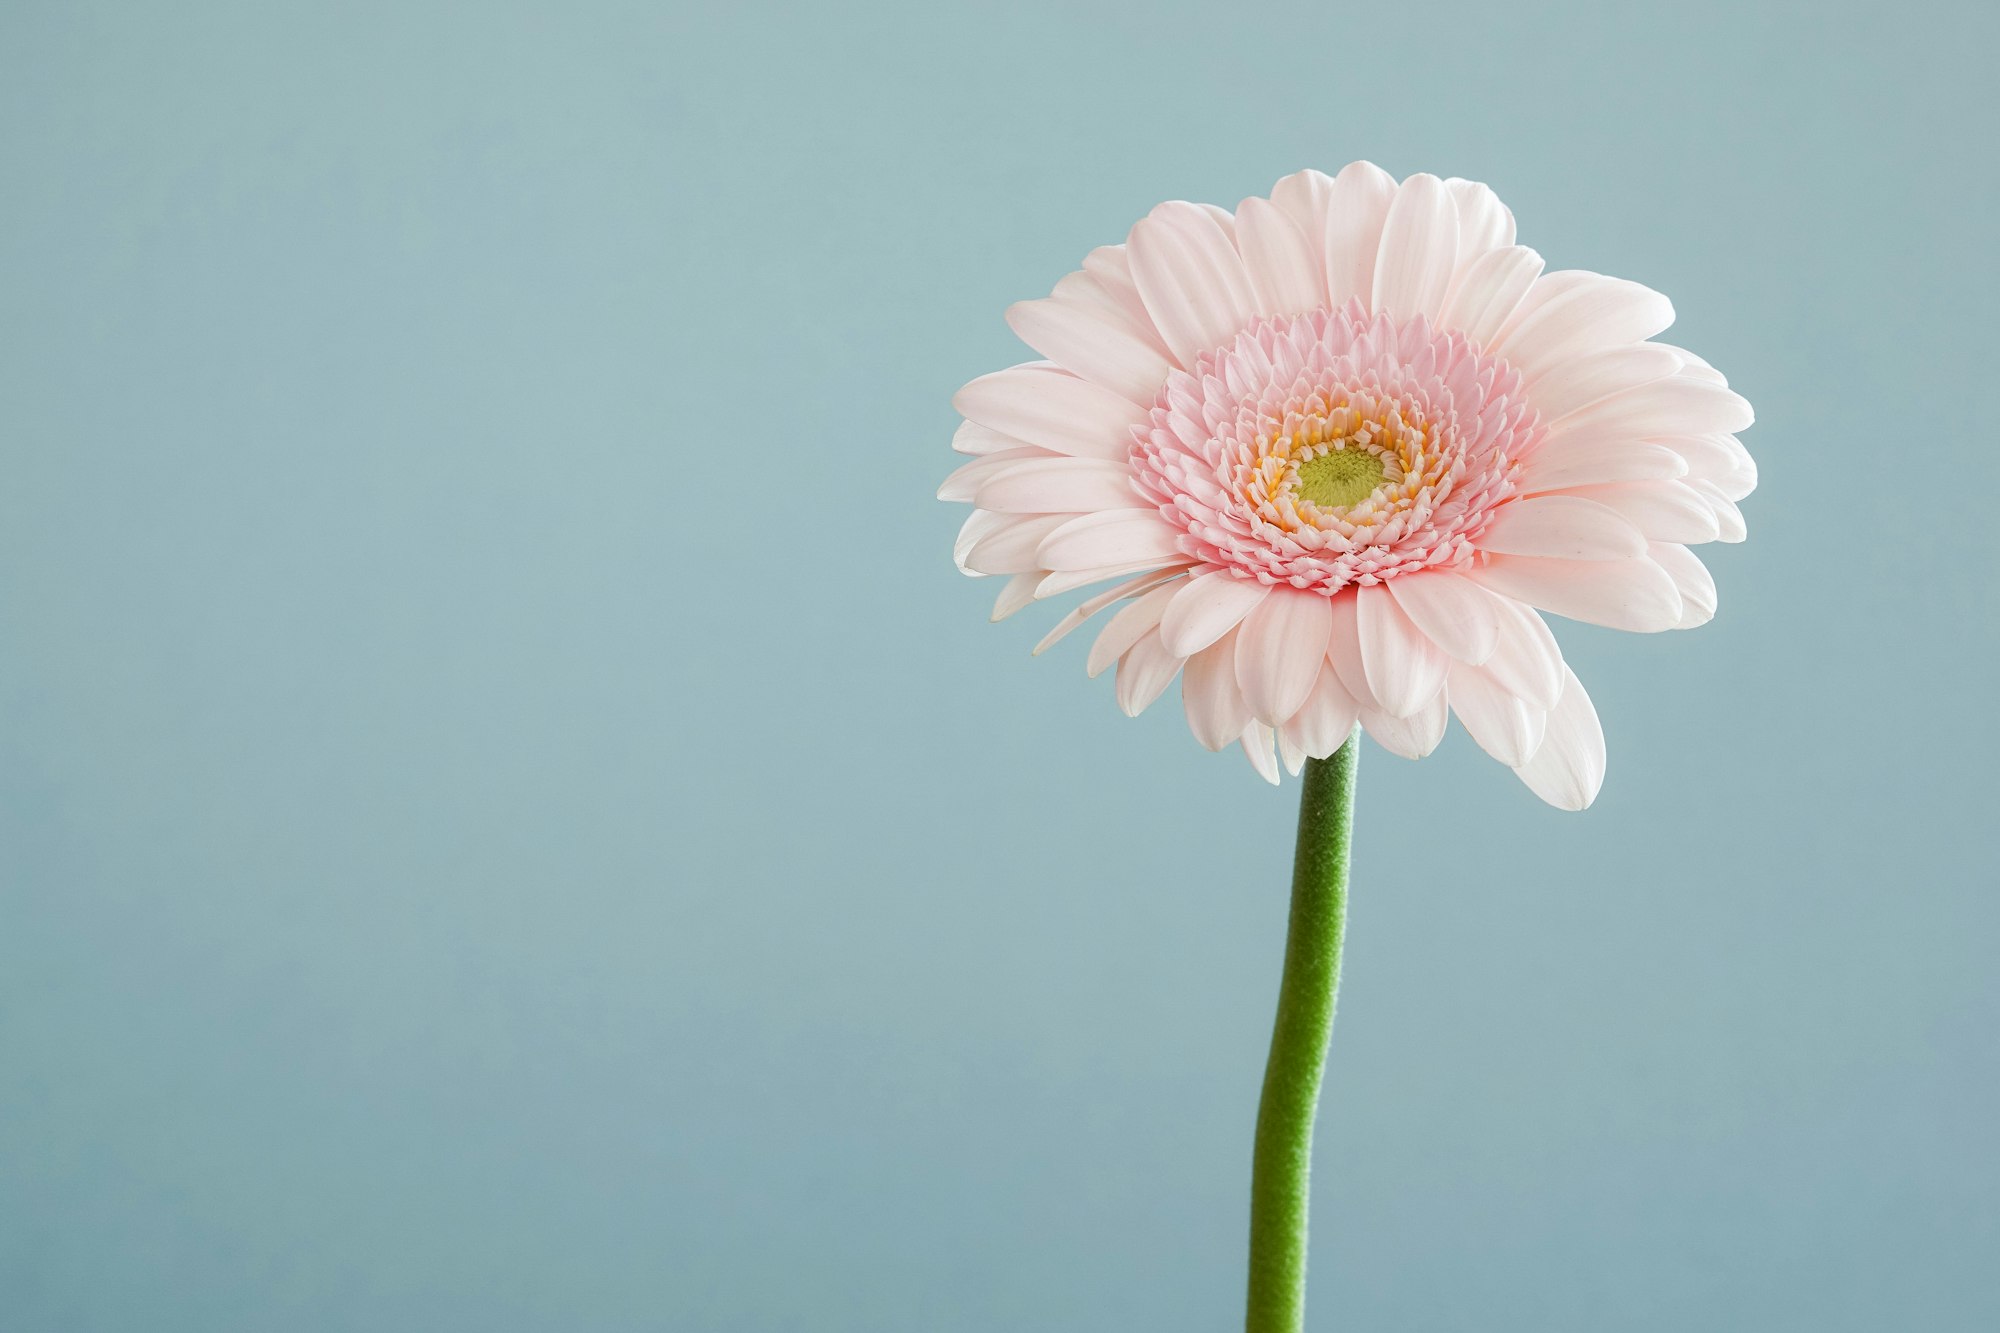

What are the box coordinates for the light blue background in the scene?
[3,2,1995,1329]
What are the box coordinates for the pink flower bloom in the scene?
[941,164,1755,808]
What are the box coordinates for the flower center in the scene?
[1128,303,1544,594]
[1294,447,1386,509]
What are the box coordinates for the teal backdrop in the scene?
[3,2,1996,1329]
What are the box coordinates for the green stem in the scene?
[1246,730,1359,1333]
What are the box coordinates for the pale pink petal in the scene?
[1565,480,1721,544]
[1268,169,1337,289]
[1487,269,1594,341]
[1158,569,1273,658]
[1703,465,1757,506]
[1522,704,1549,764]
[1447,660,1541,767]
[1519,438,1689,493]
[1127,202,1261,367]
[954,509,1010,573]
[1183,628,1253,750]
[1666,431,1754,474]
[1661,434,1757,501]
[966,513,1075,576]
[1683,480,1746,542]
[1474,494,1648,560]
[1714,502,1746,544]
[951,420,1033,456]
[937,446,1050,502]
[1483,596,1566,710]
[1652,342,1728,385]
[990,572,1042,622]
[1527,344,1683,421]
[1361,686,1448,759]
[1515,667,1606,810]
[1234,588,1334,725]
[1357,582,1449,717]
[1323,161,1398,309]
[1546,376,1755,440]
[1387,570,1502,664]
[953,364,1145,460]
[1277,724,1308,778]
[1046,268,1163,347]
[1036,510,1185,572]
[1005,297,1174,406]
[1371,173,1460,321]
[1085,579,1184,676]
[1492,273,1676,384]
[1241,720,1281,784]
[1034,567,1190,655]
[1282,665,1361,760]
[1649,542,1717,628]
[1324,590,1378,710]
[1077,247,1174,352]
[1469,554,1683,633]
[973,457,1148,514]
[1115,628,1183,716]
[1436,245,1544,348]
[1234,196,1323,318]
[1036,560,1186,598]
[1446,177,1516,256]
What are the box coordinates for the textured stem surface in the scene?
[1245,732,1358,1333]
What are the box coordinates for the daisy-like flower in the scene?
[941,163,1754,808]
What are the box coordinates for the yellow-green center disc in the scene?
[1295,448,1386,508]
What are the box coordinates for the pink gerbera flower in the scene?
[941,163,1755,808]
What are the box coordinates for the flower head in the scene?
[941,164,1755,808]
